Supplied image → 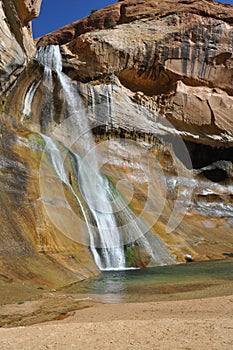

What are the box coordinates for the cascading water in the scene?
[22,80,41,118]
[36,45,127,269]
[32,45,176,270]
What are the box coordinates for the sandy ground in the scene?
[0,295,232,350]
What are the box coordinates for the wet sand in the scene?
[0,294,232,349]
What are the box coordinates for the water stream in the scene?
[22,80,41,118]
[25,45,177,270]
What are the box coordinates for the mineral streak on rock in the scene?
[0,0,100,288]
[36,0,233,146]
[0,0,233,287]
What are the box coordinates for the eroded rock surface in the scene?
[52,0,233,146]
[36,0,233,146]
[1,0,233,288]
[34,0,233,263]
[12,0,41,25]
[0,0,42,94]
[0,0,99,288]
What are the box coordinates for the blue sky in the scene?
[32,0,233,38]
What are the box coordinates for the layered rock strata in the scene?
[0,0,99,290]
[34,0,233,262]
[0,0,233,289]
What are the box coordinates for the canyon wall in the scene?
[35,0,233,261]
[37,0,233,147]
[0,0,98,291]
[0,0,233,288]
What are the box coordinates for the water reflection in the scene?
[64,259,233,303]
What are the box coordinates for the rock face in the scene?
[40,0,233,147]
[0,0,42,95]
[34,0,233,262]
[36,0,233,46]
[1,0,233,290]
[37,0,233,146]
[12,0,41,25]
[0,0,99,291]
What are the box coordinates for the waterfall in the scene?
[37,45,126,270]
[22,80,40,118]
[35,45,176,270]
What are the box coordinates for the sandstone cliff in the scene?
[37,0,233,147]
[34,0,233,262]
[0,0,98,293]
[0,0,41,94]
[0,0,233,292]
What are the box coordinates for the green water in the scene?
[64,259,233,303]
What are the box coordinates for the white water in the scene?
[40,134,105,268]
[22,80,40,118]
[36,45,126,270]
[35,45,176,270]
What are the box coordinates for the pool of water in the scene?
[62,259,233,303]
